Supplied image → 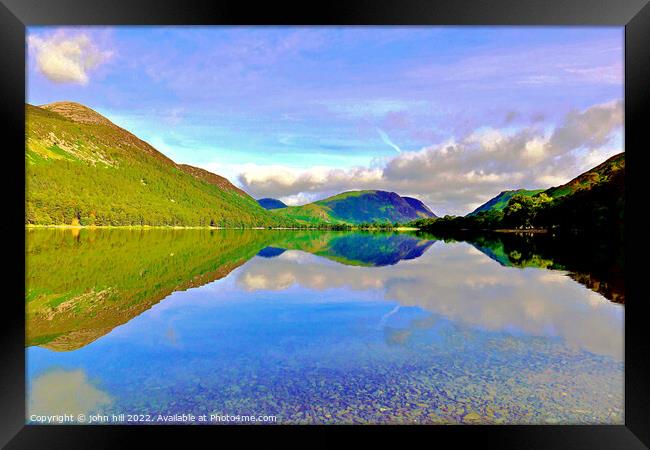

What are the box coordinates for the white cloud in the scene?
[548,100,623,153]
[28,31,113,85]
[522,137,547,163]
[235,100,623,215]
[236,164,383,200]
[279,192,328,206]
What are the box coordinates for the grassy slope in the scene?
[467,152,624,216]
[544,152,624,198]
[470,189,544,215]
[272,203,347,225]
[25,102,295,227]
[403,196,438,218]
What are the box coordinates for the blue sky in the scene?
[27,26,623,215]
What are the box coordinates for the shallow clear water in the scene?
[26,229,624,424]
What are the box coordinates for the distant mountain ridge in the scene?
[271,190,437,225]
[42,101,123,128]
[403,196,437,218]
[258,198,287,210]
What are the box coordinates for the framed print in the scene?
[1,0,648,448]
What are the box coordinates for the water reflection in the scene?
[28,369,112,417]
[438,232,624,303]
[259,231,436,266]
[26,228,276,350]
[26,229,624,424]
[237,242,622,359]
[26,229,435,350]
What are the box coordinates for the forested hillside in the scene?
[410,152,624,237]
[470,189,544,215]
[25,102,296,227]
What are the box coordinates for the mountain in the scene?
[469,189,544,215]
[403,197,437,218]
[257,198,287,210]
[544,152,624,199]
[178,163,249,196]
[414,152,624,237]
[25,102,295,227]
[271,190,437,225]
[467,152,624,217]
[532,152,624,236]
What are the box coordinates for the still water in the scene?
[26,229,623,424]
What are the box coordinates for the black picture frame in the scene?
[1,0,648,447]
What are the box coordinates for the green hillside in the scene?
[468,153,624,217]
[470,189,544,215]
[411,152,624,236]
[403,196,438,217]
[272,190,436,225]
[25,102,296,228]
[544,152,625,198]
[530,152,624,235]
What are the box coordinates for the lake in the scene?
[25,228,624,424]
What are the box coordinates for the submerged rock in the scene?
[463,411,482,423]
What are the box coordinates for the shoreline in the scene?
[494,228,549,234]
[25,224,422,232]
[26,225,554,234]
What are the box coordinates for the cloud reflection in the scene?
[29,369,112,417]
[236,242,623,359]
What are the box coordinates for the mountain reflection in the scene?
[257,247,287,258]
[26,229,434,350]
[27,229,622,357]
[26,228,276,350]
[456,232,624,303]
[257,232,435,266]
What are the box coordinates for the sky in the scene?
[26,26,624,215]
